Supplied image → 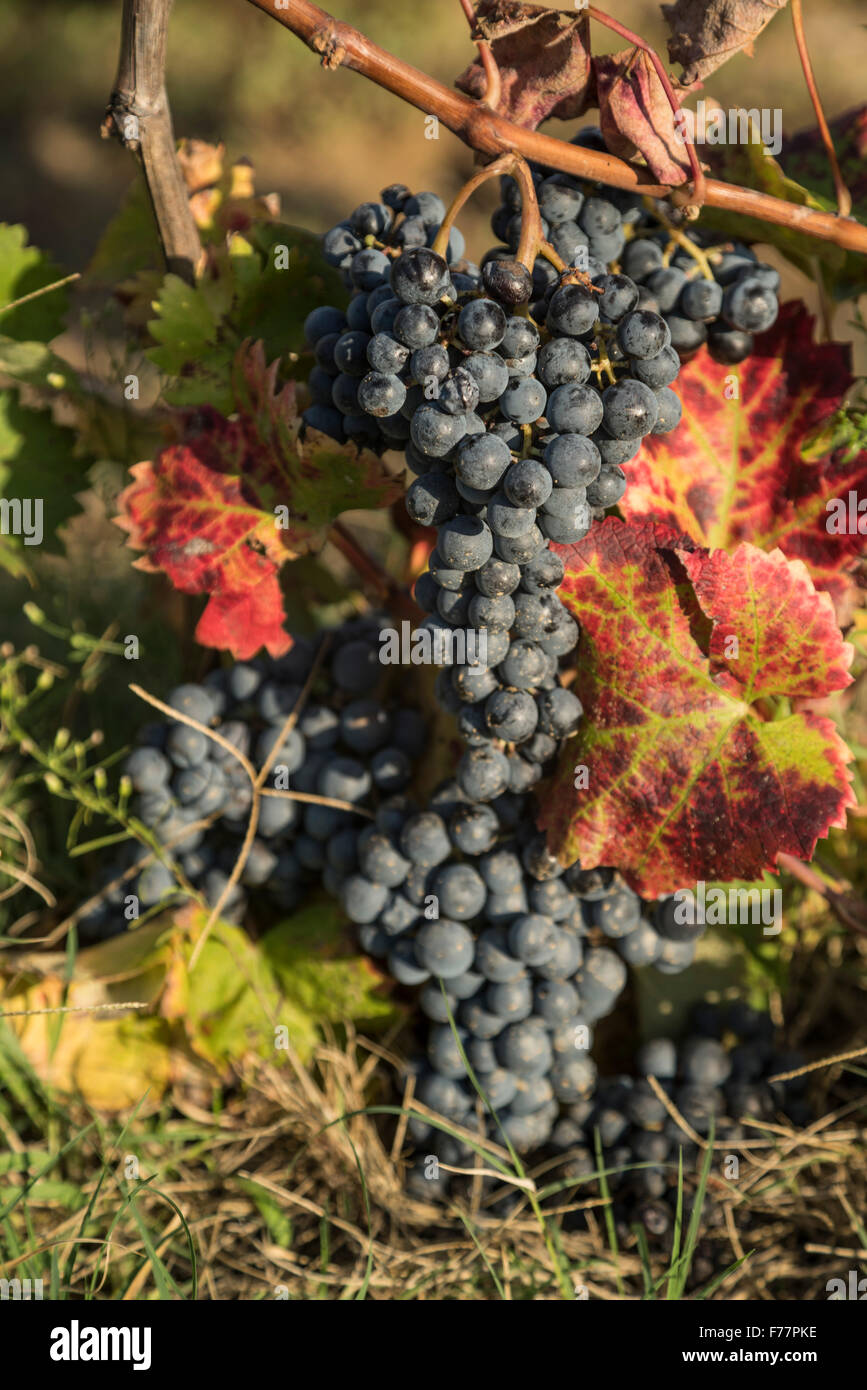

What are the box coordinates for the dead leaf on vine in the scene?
[662,0,789,87]
[0,901,400,1109]
[455,0,594,129]
[780,104,867,223]
[177,138,280,237]
[777,103,867,298]
[594,48,694,185]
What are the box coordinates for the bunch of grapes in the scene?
[547,1000,810,1239]
[79,617,427,941]
[490,128,780,366]
[84,604,709,1164]
[412,998,810,1221]
[85,137,782,1182]
[619,227,780,365]
[391,852,704,1165]
[303,160,685,790]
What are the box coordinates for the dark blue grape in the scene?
[393,303,439,349]
[546,383,604,436]
[414,919,476,978]
[390,247,451,305]
[546,284,599,336]
[447,803,499,857]
[458,298,507,351]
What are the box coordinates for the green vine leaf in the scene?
[0,224,70,343]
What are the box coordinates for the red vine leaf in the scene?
[621,303,867,617]
[662,0,789,87]
[455,0,594,129]
[116,341,401,659]
[593,48,692,185]
[116,432,294,660]
[539,519,854,895]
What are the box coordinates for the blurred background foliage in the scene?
[1,0,865,347]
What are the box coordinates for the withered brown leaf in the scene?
[455,0,594,129]
[662,0,789,87]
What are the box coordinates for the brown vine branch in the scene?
[585,6,705,210]
[244,0,867,256]
[102,0,202,282]
[777,851,867,937]
[329,521,422,624]
[790,0,851,218]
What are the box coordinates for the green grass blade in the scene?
[0,1122,96,1223]
[632,1223,654,1297]
[593,1126,623,1296]
[694,1251,755,1299]
[452,1205,507,1298]
[127,1196,177,1300]
[666,1147,685,1300]
[672,1121,716,1300]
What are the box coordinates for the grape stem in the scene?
[790,0,851,219]
[431,152,514,261]
[431,151,544,276]
[648,200,716,280]
[537,239,567,274]
[329,521,422,624]
[457,0,501,113]
[241,0,867,255]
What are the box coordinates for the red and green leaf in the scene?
[538,518,855,896]
[621,303,867,615]
[116,341,402,659]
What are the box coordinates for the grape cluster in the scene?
[84,145,782,1185]
[390,861,705,1175]
[84,608,704,1167]
[490,127,780,367]
[566,872,708,974]
[303,172,685,780]
[548,1000,810,1239]
[619,219,780,366]
[302,185,469,453]
[79,617,427,941]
